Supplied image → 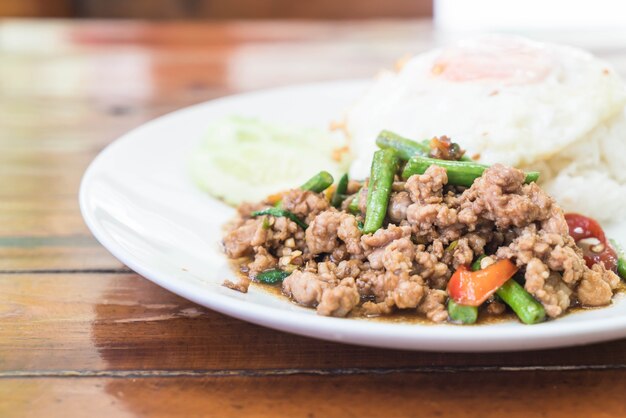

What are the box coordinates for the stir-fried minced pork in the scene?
[222,163,621,322]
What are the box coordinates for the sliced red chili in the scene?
[447,259,518,306]
[565,213,617,272]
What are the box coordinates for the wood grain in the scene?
[2,272,626,373]
[0,0,71,18]
[0,20,428,272]
[76,0,433,19]
[0,0,432,19]
[2,371,626,418]
[3,20,626,417]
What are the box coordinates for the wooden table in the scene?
[2,20,626,417]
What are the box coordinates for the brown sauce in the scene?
[231,259,626,326]
[250,279,518,325]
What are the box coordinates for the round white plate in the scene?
[80,79,626,352]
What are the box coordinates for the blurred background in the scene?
[3,0,626,30]
[0,0,433,19]
[2,0,626,105]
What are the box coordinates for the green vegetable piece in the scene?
[618,259,626,281]
[447,299,478,324]
[348,191,361,214]
[300,171,334,193]
[471,255,544,324]
[273,171,334,209]
[610,239,626,280]
[471,255,487,271]
[376,130,430,160]
[445,240,458,253]
[402,155,540,187]
[251,208,308,230]
[363,149,399,234]
[524,172,540,183]
[331,173,349,208]
[496,279,546,325]
[256,269,290,284]
[376,130,471,161]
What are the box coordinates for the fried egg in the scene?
[346,35,626,182]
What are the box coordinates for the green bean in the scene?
[331,173,349,208]
[256,269,290,284]
[251,208,308,230]
[376,131,472,161]
[348,193,361,214]
[447,299,478,324]
[618,259,626,281]
[471,255,544,324]
[471,255,487,271]
[376,130,430,160]
[402,155,540,187]
[274,171,334,209]
[376,130,471,161]
[300,171,334,193]
[363,149,399,234]
[609,239,626,280]
[496,279,546,325]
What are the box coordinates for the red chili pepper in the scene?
[447,259,518,306]
[565,213,617,271]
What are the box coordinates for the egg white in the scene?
[346,35,626,180]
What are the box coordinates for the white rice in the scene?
[536,108,626,222]
[344,36,626,223]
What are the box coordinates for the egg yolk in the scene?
[432,36,553,85]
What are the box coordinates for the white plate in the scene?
[80,79,626,352]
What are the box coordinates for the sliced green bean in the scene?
[347,193,361,214]
[363,149,399,234]
[300,171,334,193]
[471,255,487,271]
[496,279,546,325]
[447,299,478,324]
[256,269,290,284]
[402,155,540,187]
[376,130,471,161]
[251,208,308,230]
[618,259,626,281]
[331,173,349,208]
[376,130,430,160]
[470,255,544,324]
[274,171,334,209]
[609,239,626,280]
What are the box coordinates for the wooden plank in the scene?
[0,156,125,270]
[1,272,626,373]
[0,244,124,272]
[0,21,422,274]
[0,0,71,18]
[1,20,626,417]
[76,0,433,20]
[1,371,625,418]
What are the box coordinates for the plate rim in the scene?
[79,78,626,352]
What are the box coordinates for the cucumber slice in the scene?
[190,116,351,205]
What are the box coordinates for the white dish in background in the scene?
[80,79,626,352]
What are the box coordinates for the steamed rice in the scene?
[344,36,626,223]
[537,108,626,222]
